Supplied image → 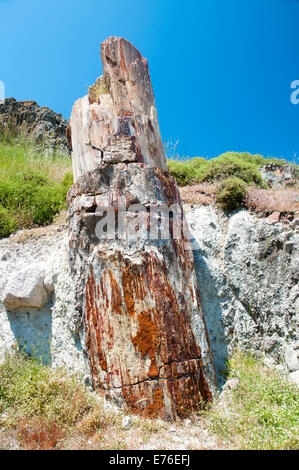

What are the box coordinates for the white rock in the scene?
[186,206,299,384]
[44,273,54,293]
[223,378,240,391]
[289,370,299,387]
[184,419,192,427]
[2,264,49,310]
[285,347,299,372]
[122,416,132,430]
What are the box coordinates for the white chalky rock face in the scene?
[69,36,167,182]
[2,264,49,310]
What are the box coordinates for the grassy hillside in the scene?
[0,137,72,237]
[167,151,287,187]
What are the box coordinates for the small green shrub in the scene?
[189,157,208,169]
[215,177,248,211]
[167,160,199,186]
[167,151,291,188]
[0,206,18,237]
[200,158,264,186]
[61,171,74,189]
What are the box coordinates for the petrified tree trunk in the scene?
[68,37,216,420]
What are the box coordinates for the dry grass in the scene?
[179,183,217,205]
[179,183,299,217]
[245,187,299,215]
[17,418,64,450]
[7,210,68,243]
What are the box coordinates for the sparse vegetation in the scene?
[0,136,73,237]
[0,351,118,450]
[245,187,299,214]
[204,351,299,450]
[167,151,288,187]
[168,151,298,213]
[215,177,248,211]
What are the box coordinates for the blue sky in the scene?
[0,0,298,161]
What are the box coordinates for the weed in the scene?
[215,177,248,211]
[205,351,299,450]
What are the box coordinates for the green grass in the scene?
[205,351,299,450]
[167,151,288,187]
[0,351,117,437]
[0,137,73,237]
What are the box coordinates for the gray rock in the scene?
[122,416,133,430]
[262,335,280,353]
[259,163,298,187]
[0,231,92,376]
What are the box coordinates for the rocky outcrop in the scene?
[0,227,90,376]
[0,98,70,152]
[259,163,298,188]
[68,37,216,420]
[186,205,299,384]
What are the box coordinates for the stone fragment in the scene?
[266,212,280,224]
[44,273,54,293]
[285,347,299,372]
[289,370,299,387]
[259,163,298,188]
[2,264,49,310]
[262,335,280,353]
[122,416,133,430]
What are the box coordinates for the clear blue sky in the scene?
[0,0,298,161]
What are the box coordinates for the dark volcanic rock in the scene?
[0,97,70,152]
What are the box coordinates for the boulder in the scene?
[2,265,50,310]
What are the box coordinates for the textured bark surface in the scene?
[70,36,167,182]
[68,37,216,420]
